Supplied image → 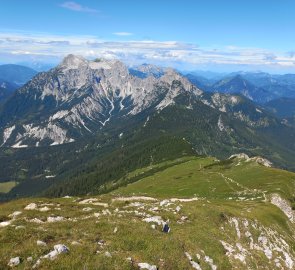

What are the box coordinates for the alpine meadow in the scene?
[1,1,295,269]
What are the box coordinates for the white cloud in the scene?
[60,1,98,13]
[1,31,295,72]
[113,32,134,36]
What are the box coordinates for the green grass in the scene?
[1,156,295,269]
[0,196,294,269]
[0,181,17,193]
[114,157,295,201]
[102,156,200,193]
[222,161,295,199]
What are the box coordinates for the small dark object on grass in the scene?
[162,223,170,233]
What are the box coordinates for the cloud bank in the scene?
[0,32,295,72]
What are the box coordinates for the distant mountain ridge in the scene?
[185,71,295,104]
[0,64,37,85]
[211,75,275,103]
[0,79,19,104]
[265,97,295,118]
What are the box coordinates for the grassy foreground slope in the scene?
[1,156,295,269]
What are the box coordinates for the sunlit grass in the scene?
[0,181,17,193]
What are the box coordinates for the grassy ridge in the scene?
[114,156,295,201]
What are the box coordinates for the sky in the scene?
[1,0,295,73]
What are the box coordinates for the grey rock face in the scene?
[0,55,202,147]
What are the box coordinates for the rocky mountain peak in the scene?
[58,55,128,73]
[58,54,88,70]
[136,63,165,77]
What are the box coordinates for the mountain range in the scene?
[1,55,295,200]
[187,73,295,104]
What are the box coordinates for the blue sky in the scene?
[1,0,295,72]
